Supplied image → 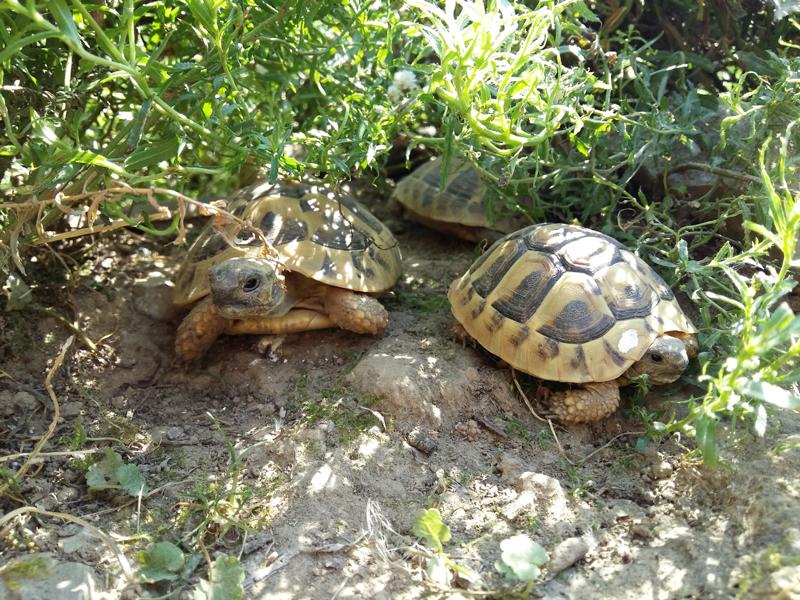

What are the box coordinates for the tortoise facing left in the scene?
[174,181,402,360]
[448,223,697,423]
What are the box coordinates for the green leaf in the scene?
[125,136,180,170]
[695,415,719,465]
[86,448,147,495]
[192,556,245,600]
[740,380,800,410]
[50,1,84,48]
[495,534,548,583]
[3,274,33,311]
[413,508,451,554]
[139,542,185,582]
[86,448,125,490]
[116,463,146,496]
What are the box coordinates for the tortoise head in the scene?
[625,334,692,384]
[208,257,291,319]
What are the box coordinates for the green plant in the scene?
[86,447,146,496]
[412,508,478,587]
[494,534,549,589]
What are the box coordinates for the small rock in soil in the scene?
[650,460,673,480]
[547,536,591,577]
[749,565,800,600]
[0,552,107,600]
[454,419,480,441]
[13,390,38,410]
[61,401,82,418]
[497,453,526,484]
[407,427,437,455]
[503,472,572,526]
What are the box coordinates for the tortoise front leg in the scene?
[324,287,388,335]
[175,297,231,361]
[549,381,620,423]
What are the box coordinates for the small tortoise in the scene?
[391,157,525,242]
[448,223,697,423]
[174,181,402,360]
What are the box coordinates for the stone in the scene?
[0,553,108,600]
[749,565,800,600]
[650,460,673,480]
[547,536,591,577]
[61,401,82,418]
[58,528,95,556]
[347,334,511,429]
[503,472,572,526]
[13,391,38,410]
[132,271,178,322]
[497,453,526,485]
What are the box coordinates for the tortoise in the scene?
[391,156,526,242]
[447,223,697,423]
[174,180,402,360]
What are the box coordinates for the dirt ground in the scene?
[1,188,800,599]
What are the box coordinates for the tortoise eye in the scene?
[243,277,261,292]
[650,352,663,363]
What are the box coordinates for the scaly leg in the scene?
[175,297,231,361]
[324,287,388,335]
[549,381,621,424]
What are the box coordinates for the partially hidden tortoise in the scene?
[448,223,697,423]
[174,180,402,360]
[391,156,526,242]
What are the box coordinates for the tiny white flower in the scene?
[392,69,418,92]
[387,84,403,103]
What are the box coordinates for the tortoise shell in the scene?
[391,157,523,238]
[174,180,402,306]
[448,223,696,383]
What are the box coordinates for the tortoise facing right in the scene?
[391,157,526,242]
[448,223,697,423]
[174,181,402,361]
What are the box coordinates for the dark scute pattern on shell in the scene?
[310,226,370,250]
[639,263,675,300]
[421,188,437,208]
[537,336,560,360]
[299,198,318,212]
[491,264,563,324]
[486,312,504,333]
[561,247,625,275]
[446,167,480,198]
[509,324,530,347]
[606,283,658,320]
[569,345,588,372]
[472,239,527,298]
[338,195,385,235]
[368,245,390,270]
[192,235,228,262]
[260,211,310,245]
[603,340,628,367]
[319,252,335,277]
[538,298,615,344]
[471,298,488,320]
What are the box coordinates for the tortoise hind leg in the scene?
[175,297,231,361]
[324,287,388,335]
[549,381,620,423]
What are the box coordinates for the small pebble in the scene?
[650,460,673,480]
[547,536,590,577]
